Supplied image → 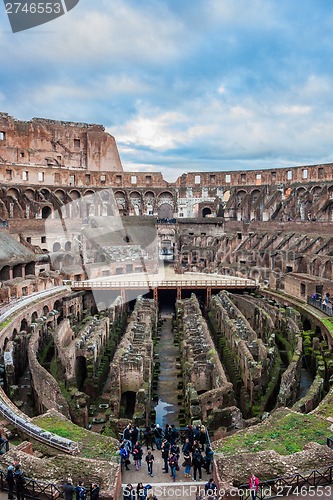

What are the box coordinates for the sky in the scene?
[1,0,333,181]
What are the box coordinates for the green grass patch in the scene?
[215,408,330,456]
[33,413,118,460]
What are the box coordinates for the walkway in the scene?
[0,285,69,323]
[154,313,180,427]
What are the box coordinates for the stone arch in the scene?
[158,191,174,202]
[41,188,51,200]
[236,190,247,204]
[158,203,173,219]
[297,257,308,274]
[31,311,38,323]
[312,258,322,277]
[54,189,66,201]
[7,187,20,198]
[303,318,312,331]
[25,261,35,275]
[69,190,81,200]
[20,318,28,332]
[114,191,127,211]
[0,265,10,281]
[97,253,106,263]
[323,260,332,280]
[42,206,52,219]
[84,189,95,197]
[202,207,212,217]
[250,189,261,202]
[144,191,155,201]
[296,187,307,196]
[24,188,35,200]
[13,264,23,278]
[65,241,72,251]
[43,305,49,316]
[311,185,323,197]
[53,242,61,252]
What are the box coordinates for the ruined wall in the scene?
[28,324,71,418]
[177,294,234,421]
[0,113,123,172]
[209,291,277,415]
[108,297,156,424]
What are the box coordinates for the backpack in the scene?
[14,471,25,486]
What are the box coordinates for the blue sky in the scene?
[1,0,333,181]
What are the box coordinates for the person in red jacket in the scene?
[249,473,260,500]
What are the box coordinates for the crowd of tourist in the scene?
[119,422,218,498]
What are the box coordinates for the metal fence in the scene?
[238,465,333,499]
[308,296,333,316]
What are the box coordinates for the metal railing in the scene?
[65,279,257,290]
[238,465,333,499]
[0,469,64,500]
[308,296,333,316]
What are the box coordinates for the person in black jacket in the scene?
[91,483,99,500]
[63,478,75,500]
[14,464,26,500]
[6,465,15,500]
[192,449,203,481]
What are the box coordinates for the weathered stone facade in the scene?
[108,297,157,425]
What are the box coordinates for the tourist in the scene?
[154,424,163,450]
[161,439,170,473]
[164,424,171,443]
[91,483,100,500]
[204,445,214,474]
[249,473,260,500]
[144,426,154,450]
[170,442,180,458]
[170,424,179,445]
[119,443,130,471]
[123,425,133,452]
[0,430,9,453]
[168,452,179,482]
[192,448,204,481]
[136,482,145,498]
[182,437,193,455]
[13,464,26,500]
[75,481,86,500]
[123,483,135,499]
[182,451,192,478]
[6,465,15,500]
[185,424,194,444]
[133,443,142,471]
[146,450,155,477]
[130,426,139,449]
[205,478,217,498]
[199,425,207,451]
[146,490,158,500]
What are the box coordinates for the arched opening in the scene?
[315,325,323,340]
[312,259,322,277]
[69,190,81,200]
[25,262,35,275]
[202,207,212,218]
[53,242,61,252]
[42,206,52,219]
[20,319,28,332]
[120,391,136,419]
[0,266,11,281]
[65,241,72,251]
[323,261,332,280]
[41,189,51,200]
[158,203,173,219]
[7,188,19,198]
[303,318,312,331]
[24,189,35,200]
[43,305,49,316]
[31,311,38,323]
[98,254,106,263]
[54,189,66,201]
[75,356,87,391]
[13,264,22,279]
